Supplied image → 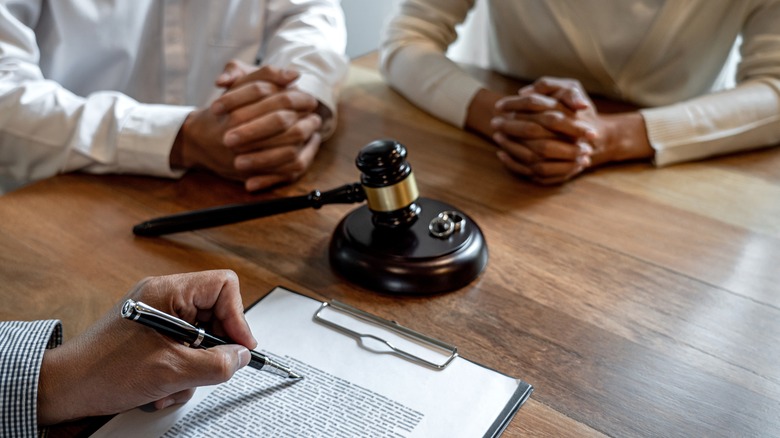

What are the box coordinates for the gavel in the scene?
[133,139,420,237]
[133,139,487,294]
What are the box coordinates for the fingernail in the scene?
[493,131,510,145]
[245,179,261,192]
[578,155,592,166]
[224,132,240,147]
[217,72,230,84]
[490,117,503,128]
[282,69,298,81]
[159,398,175,410]
[580,142,594,154]
[237,348,251,369]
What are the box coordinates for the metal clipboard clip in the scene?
[313,300,459,370]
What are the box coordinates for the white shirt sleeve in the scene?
[0,3,189,194]
[262,0,349,138]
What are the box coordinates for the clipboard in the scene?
[311,296,533,437]
[93,286,534,438]
[313,299,459,370]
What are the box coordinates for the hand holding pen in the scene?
[37,271,275,425]
[121,299,300,379]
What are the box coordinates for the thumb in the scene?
[555,87,593,112]
[216,62,248,88]
[231,65,300,90]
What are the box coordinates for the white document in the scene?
[93,287,532,437]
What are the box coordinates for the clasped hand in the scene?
[173,60,325,191]
[491,77,651,185]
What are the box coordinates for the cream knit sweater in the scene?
[380,0,780,166]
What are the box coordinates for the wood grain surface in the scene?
[2,55,778,437]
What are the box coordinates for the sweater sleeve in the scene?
[379,0,483,128]
[0,320,62,438]
[641,1,780,166]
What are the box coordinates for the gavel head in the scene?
[356,139,421,229]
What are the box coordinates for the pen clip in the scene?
[313,300,458,370]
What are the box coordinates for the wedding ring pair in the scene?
[428,211,465,239]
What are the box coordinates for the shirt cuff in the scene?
[640,106,693,167]
[116,105,194,177]
[0,320,61,438]
[294,74,343,140]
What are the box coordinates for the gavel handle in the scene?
[132,182,365,237]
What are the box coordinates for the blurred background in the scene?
[342,0,488,66]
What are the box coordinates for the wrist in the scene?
[38,347,79,425]
[465,88,503,138]
[602,112,654,162]
[313,100,334,138]
[170,112,195,170]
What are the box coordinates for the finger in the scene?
[493,132,540,164]
[230,65,300,89]
[235,146,300,174]
[224,110,299,149]
[522,138,589,161]
[577,139,595,158]
[496,150,533,177]
[493,111,595,140]
[215,59,254,88]
[244,173,290,192]
[171,270,257,348]
[496,142,586,180]
[552,86,594,112]
[176,345,251,389]
[493,133,585,164]
[526,77,591,111]
[244,133,321,192]
[227,91,318,129]
[236,132,319,175]
[232,113,322,154]
[211,81,284,116]
[495,93,572,115]
[529,77,577,95]
[492,117,558,140]
[152,388,196,410]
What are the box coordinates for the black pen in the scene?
[121,299,301,379]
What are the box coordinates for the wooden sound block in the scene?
[329,197,488,294]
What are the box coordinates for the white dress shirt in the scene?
[0,0,348,194]
[380,0,780,167]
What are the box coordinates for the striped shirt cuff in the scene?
[0,320,62,438]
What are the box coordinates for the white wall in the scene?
[446,0,489,68]
[341,0,488,66]
[341,0,401,58]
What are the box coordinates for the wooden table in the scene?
[2,56,779,437]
